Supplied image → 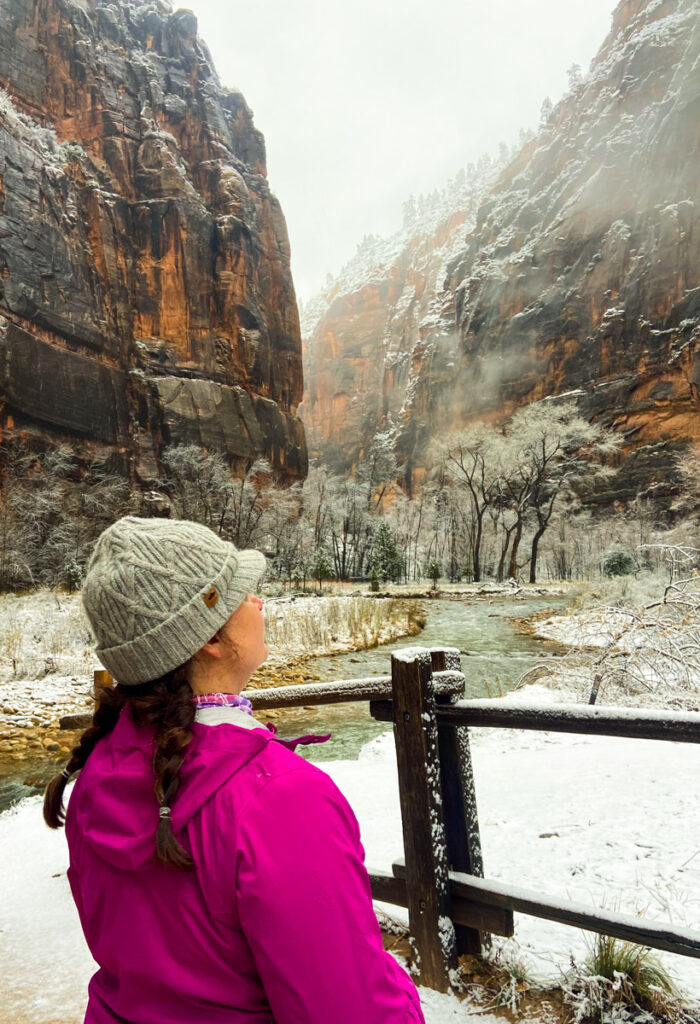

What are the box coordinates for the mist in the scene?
[186,0,618,301]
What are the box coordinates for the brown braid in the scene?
[43,666,196,872]
[43,684,126,829]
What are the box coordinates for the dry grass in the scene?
[562,936,698,1023]
[261,595,424,659]
[0,590,94,683]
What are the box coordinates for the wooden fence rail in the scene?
[434,699,700,743]
[79,648,700,993]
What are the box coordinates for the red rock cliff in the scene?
[303,0,699,503]
[0,0,307,481]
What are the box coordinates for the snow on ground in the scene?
[326,696,700,1002]
[0,590,418,729]
[0,792,506,1024]
[2,683,699,1022]
[534,610,633,649]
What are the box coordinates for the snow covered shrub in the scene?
[563,936,693,1023]
[2,617,23,677]
[602,545,637,578]
[456,945,536,1014]
[592,547,700,706]
[62,559,83,593]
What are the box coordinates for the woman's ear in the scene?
[194,632,224,661]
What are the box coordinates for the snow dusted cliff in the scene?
[303,0,700,502]
[0,0,307,482]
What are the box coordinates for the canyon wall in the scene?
[303,0,699,503]
[0,0,306,483]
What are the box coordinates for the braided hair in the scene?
[43,667,196,871]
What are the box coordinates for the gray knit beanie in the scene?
[81,517,267,685]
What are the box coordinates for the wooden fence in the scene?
[77,648,700,993]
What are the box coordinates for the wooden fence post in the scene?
[391,647,456,991]
[432,647,486,957]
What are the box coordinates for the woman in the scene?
[44,516,424,1024]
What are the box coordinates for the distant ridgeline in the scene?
[0,0,307,484]
[301,0,700,506]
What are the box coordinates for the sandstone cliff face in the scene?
[303,0,699,502]
[300,181,499,478]
[0,0,306,482]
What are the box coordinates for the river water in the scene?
[269,592,567,762]
[0,593,567,811]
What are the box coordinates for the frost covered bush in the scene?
[0,590,94,684]
[551,547,700,708]
[602,544,637,577]
[563,936,695,1023]
[592,548,700,705]
[456,944,537,1015]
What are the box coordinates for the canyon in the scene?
[302,0,699,504]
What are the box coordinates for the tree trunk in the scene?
[529,527,546,584]
[507,520,523,580]
[496,523,516,582]
[472,514,483,583]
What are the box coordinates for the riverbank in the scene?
[523,572,700,711]
[0,591,425,782]
[3,584,698,1021]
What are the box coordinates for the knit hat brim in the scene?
[94,547,267,686]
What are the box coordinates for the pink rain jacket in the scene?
[65,707,425,1024]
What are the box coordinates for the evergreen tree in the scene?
[402,195,417,228]
[540,96,553,126]
[309,550,333,591]
[426,559,441,590]
[566,63,583,90]
[370,520,403,582]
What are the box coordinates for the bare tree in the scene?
[326,477,373,579]
[507,401,621,583]
[673,447,700,521]
[161,445,232,532]
[162,446,275,550]
[435,426,501,582]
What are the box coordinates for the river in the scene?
[267,592,567,762]
[0,592,567,811]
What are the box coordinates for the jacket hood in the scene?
[69,708,274,872]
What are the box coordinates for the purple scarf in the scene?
[193,692,331,752]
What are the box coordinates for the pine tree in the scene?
[309,550,333,591]
[566,63,583,90]
[370,520,403,582]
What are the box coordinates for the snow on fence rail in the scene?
[430,699,700,743]
[76,653,700,993]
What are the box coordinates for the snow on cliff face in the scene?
[300,161,503,476]
[0,0,307,483]
[303,0,700,500]
[299,165,502,340]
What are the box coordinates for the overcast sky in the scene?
[187,0,619,302]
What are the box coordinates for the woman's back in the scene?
[67,706,424,1024]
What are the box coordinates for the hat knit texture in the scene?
[82,517,267,686]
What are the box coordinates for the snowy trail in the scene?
[2,693,700,1021]
[325,705,700,998]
